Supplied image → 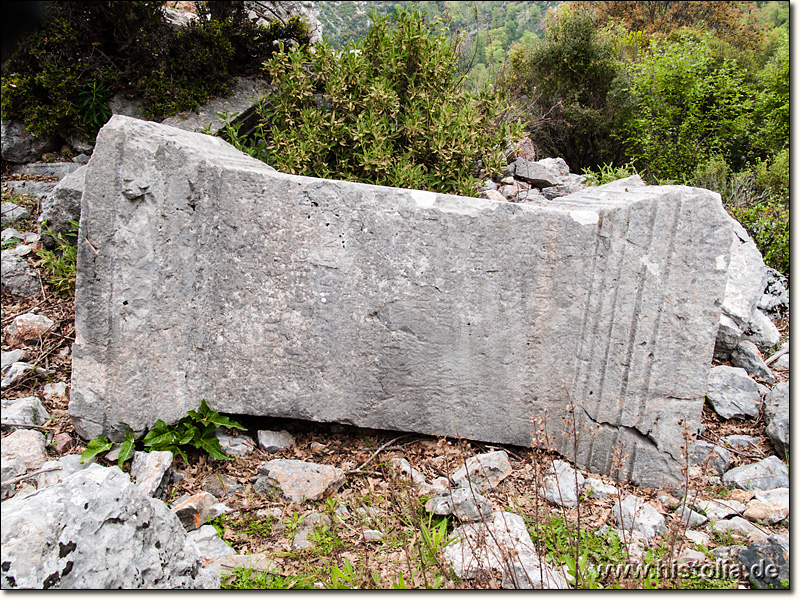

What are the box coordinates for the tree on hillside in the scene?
[576,0,765,48]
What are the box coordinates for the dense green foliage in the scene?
[499,2,789,273]
[236,8,522,196]
[315,1,556,87]
[1,1,309,141]
[81,400,247,467]
[500,5,627,170]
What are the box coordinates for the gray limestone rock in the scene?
[425,486,493,523]
[215,429,256,457]
[722,456,789,491]
[0,120,58,164]
[0,429,47,472]
[711,516,769,543]
[69,116,733,488]
[171,491,230,532]
[540,459,585,508]
[743,499,788,525]
[730,341,775,383]
[14,162,83,180]
[3,180,57,200]
[720,220,768,330]
[705,366,763,420]
[1,350,26,372]
[444,511,569,589]
[674,505,708,526]
[513,158,560,187]
[1,396,50,430]
[714,314,743,359]
[536,157,570,177]
[582,477,618,499]
[773,354,789,370]
[257,429,294,453]
[762,382,788,459]
[0,464,217,589]
[254,459,345,502]
[187,525,236,563]
[695,498,745,521]
[753,487,788,510]
[738,534,789,589]
[38,164,87,249]
[36,454,93,489]
[690,441,731,475]
[451,451,512,492]
[611,495,665,540]
[757,268,789,318]
[0,251,40,300]
[742,308,780,354]
[1,202,31,227]
[130,450,174,498]
[5,312,55,345]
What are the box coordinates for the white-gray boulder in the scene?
[730,341,775,383]
[1,395,49,430]
[257,429,294,453]
[611,495,665,540]
[0,250,40,300]
[425,486,493,523]
[0,464,217,589]
[0,428,46,472]
[540,459,584,508]
[741,308,781,354]
[451,451,512,492]
[705,366,763,420]
[1,120,58,164]
[38,164,87,250]
[254,459,345,502]
[130,450,174,498]
[722,456,789,491]
[445,511,569,589]
[762,382,788,459]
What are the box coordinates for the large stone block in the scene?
[70,116,732,488]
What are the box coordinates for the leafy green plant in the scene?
[35,220,79,296]
[142,399,246,461]
[78,79,112,130]
[232,8,521,197]
[80,399,245,466]
[221,567,316,590]
[582,161,638,186]
[325,557,360,589]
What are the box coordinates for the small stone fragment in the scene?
[705,365,764,420]
[425,486,493,523]
[363,529,384,542]
[690,441,731,475]
[730,340,775,383]
[42,381,69,404]
[257,429,294,453]
[1,349,26,372]
[1,395,50,430]
[131,450,174,499]
[611,495,665,540]
[203,473,244,498]
[4,313,55,345]
[737,534,789,589]
[722,456,789,491]
[743,500,788,525]
[695,498,745,521]
[711,517,769,543]
[215,428,256,457]
[292,512,331,551]
[0,428,46,472]
[583,477,618,499]
[540,460,585,508]
[171,491,231,531]
[254,459,345,502]
[450,450,512,492]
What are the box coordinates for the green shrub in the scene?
[728,201,789,275]
[1,1,310,139]
[499,5,628,171]
[237,8,521,197]
[618,31,757,183]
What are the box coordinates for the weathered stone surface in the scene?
[758,267,789,318]
[257,429,294,453]
[130,450,174,498]
[187,525,236,564]
[743,500,788,525]
[254,459,344,502]
[705,366,763,420]
[540,459,584,508]
[738,534,789,590]
[582,477,618,499]
[38,164,87,249]
[1,120,58,164]
[69,116,732,487]
[1,350,26,372]
[171,491,230,532]
[445,511,569,589]
[215,429,256,457]
[720,220,768,330]
[695,498,745,521]
[5,313,54,345]
[513,158,560,187]
[1,202,31,227]
[36,454,93,489]
[42,381,69,404]
[3,181,57,201]
[0,464,217,589]
[714,314,743,359]
[425,486,493,522]
[753,487,788,509]
[690,441,730,475]
[0,250,40,300]
[0,429,47,472]
[451,451,512,492]
[390,457,440,493]
[741,308,780,353]
[611,495,665,540]
[718,434,760,450]
[730,341,775,383]
[722,456,789,491]
[711,516,769,543]
[762,382,788,459]
[674,505,708,526]
[1,396,50,430]
[14,161,83,180]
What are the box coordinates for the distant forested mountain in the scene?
[313,1,559,86]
